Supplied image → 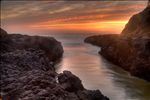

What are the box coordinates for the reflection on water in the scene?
[51,34,150,100]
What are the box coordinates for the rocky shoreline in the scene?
[0,28,109,100]
[85,6,150,81]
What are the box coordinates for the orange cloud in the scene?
[1,1,147,34]
[30,20,128,34]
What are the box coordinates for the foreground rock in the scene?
[0,28,109,100]
[85,6,150,81]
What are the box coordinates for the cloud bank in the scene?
[1,0,147,34]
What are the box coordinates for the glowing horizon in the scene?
[30,20,128,33]
[1,1,147,34]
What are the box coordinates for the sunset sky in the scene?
[1,0,148,34]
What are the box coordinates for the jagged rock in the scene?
[85,6,150,81]
[0,28,109,100]
[121,6,150,38]
[0,50,109,100]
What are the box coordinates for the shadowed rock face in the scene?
[0,30,64,61]
[85,6,150,81]
[121,6,150,38]
[0,28,109,100]
[58,71,84,92]
[0,28,7,37]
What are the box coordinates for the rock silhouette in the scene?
[85,6,150,81]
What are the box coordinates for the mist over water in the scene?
[43,33,150,100]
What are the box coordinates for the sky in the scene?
[1,0,148,34]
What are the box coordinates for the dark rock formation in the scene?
[121,6,150,38]
[0,28,7,38]
[58,71,84,92]
[0,28,109,100]
[85,6,150,81]
[0,29,63,61]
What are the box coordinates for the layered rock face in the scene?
[85,6,150,81]
[0,28,109,100]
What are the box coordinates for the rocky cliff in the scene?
[85,6,150,81]
[0,28,109,100]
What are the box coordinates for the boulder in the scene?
[58,71,84,92]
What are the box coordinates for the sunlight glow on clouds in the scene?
[30,21,128,33]
[1,0,147,34]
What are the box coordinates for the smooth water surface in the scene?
[49,34,150,100]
